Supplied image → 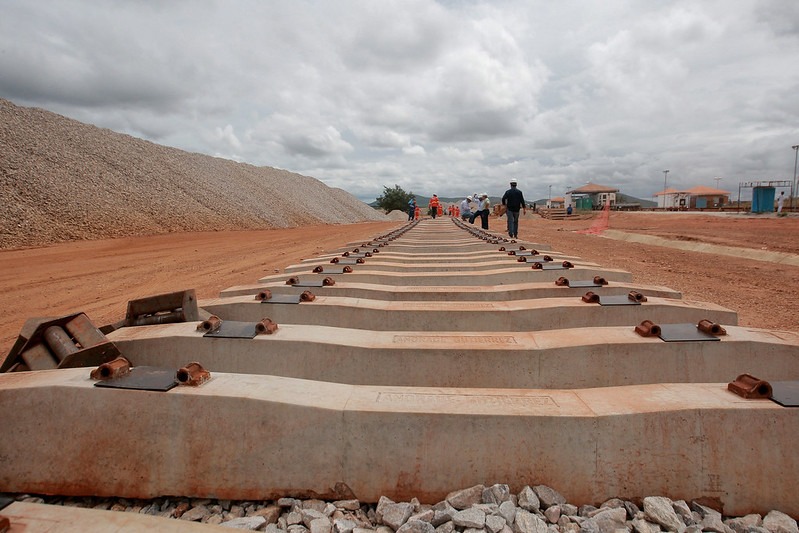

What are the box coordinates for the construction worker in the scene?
[428,194,441,219]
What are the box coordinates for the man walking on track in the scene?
[501,179,526,239]
[428,194,441,219]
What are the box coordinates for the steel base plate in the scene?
[0,496,12,511]
[204,321,258,339]
[334,259,361,265]
[769,381,799,407]
[658,324,720,342]
[323,267,351,274]
[94,366,178,392]
[291,280,325,287]
[567,281,604,288]
[514,251,540,257]
[598,296,640,306]
[262,294,303,304]
[533,264,567,270]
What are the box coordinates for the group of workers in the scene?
[407,179,527,238]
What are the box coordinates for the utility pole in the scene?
[663,170,669,209]
[792,145,798,212]
[714,177,722,188]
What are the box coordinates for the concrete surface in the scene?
[108,322,798,388]
[0,368,795,516]
[199,294,737,332]
[219,280,683,300]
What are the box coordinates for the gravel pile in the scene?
[6,483,797,531]
[0,98,387,250]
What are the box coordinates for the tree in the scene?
[375,184,414,213]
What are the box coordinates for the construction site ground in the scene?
[1,211,797,357]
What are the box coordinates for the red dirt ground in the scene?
[0,213,797,357]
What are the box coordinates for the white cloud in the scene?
[1,0,798,202]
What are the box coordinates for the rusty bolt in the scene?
[628,291,647,302]
[342,266,353,273]
[531,262,543,270]
[300,290,316,302]
[286,277,299,285]
[634,320,661,337]
[322,277,336,286]
[330,257,340,264]
[498,247,506,252]
[517,256,527,262]
[256,318,279,335]
[90,356,132,381]
[518,245,526,251]
[313,265,324,273]
[356,258,365,264]
[555,276,570,286]
[197,315,223,332]
[543,255,553,262]
[562,261,574,268]
[728,374,772,399]
[593,276,608,285]
[177,362,211,386]
[582,291,600,303]
[255,290,272,301]
[698,319,726,336]
[342,251,350,257]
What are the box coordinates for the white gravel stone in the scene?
[643,497,685,533]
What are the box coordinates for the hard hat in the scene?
[510,179,517,185]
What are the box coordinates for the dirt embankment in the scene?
[0,98,387,250]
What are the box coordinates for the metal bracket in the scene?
[657,324,720,342]
[261,294,304,304]
[564,280,605,288]
[531,263,569,270]
[770,382,799,407]
[203,320,258,339]
[94,366,178,392]
[597,295,641,306]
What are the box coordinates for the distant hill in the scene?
[0,98,387,249]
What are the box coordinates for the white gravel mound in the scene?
[0,98,387,249]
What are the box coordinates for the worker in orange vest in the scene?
[428,195,441,219]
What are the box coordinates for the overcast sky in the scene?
[2,0,798,202]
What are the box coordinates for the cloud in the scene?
[1,0,798,202]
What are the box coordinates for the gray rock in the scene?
[447,486,486,510]
[334,519,358,533]
[562,505,579,517]
[689,502,727,533]
[303,515,333,533]
[431,501,457,527]
[288,511,304,526]
[562,523,580,533]
[221,516,269,530]
[230,505,246,518]
[382,503,415,530]
[578,518,600,533]
[499,501,518,525]
[683,526,702,533]
[397,520,436,533]
[335,500,362,512]
[436,521,457,533]
[353,529,374,533]
[181,505,211,522]
[208,515,224,526]
[288,526,310,533]
[579,506,599,518]
[671,501,694,526]
[487,515,507,533]
[600,499,626,510]
[303,500,328,513]
[764,511,799,533]
[266,525,286,533]
[454,508,487,529]
[409,510,434,524]
[376,497,395,523]
[623,503,640,521]
[544,506,562,524]
[726,515,765,533]
[517,487,540,512]
[303,509,329,527]
[484,485,513,505]
[590,508,628,533]
[514,509,549,533]
[532,486,566,509]
[631,517,660,533]
[463,529,488,533]
[643,497,685,533]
